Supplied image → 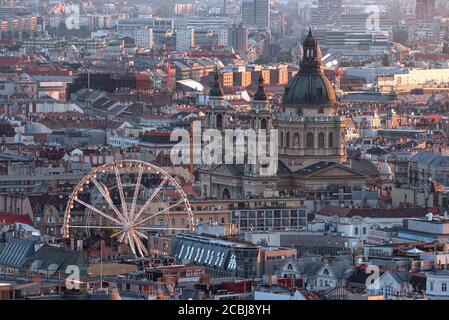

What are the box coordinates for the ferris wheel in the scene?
[63,160,194,257]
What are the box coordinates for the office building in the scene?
[241,0,270,29]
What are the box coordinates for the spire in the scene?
[254,74,267,101]
[301,25,321,73]
[209,66,224,97]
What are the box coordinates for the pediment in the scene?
[210,164,239,176]
[302,164,367,178]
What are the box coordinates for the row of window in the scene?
[354,227,367,235]
[235,209,306,219]
[238,218,305,227]
[280,131,334,149]
[429,281,448,292]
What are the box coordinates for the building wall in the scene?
[426,274,449,299]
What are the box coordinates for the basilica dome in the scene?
[283,28,336,108]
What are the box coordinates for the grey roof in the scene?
[350,159,379,175]
[0,238,35,268]
[390,271,411,283]
[285,256,354,280]
[277,160,292,175]
[294,161,346,176]
[367,147,388,155]
[411,152,449,165]
[22,244,87,277]
[428,269,449,277]
[352,190,379,201]
[223,164,245,176]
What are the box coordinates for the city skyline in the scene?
[0,0,449,306]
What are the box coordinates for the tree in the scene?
[277,49,292,63]
[443,42,449,55]
[382,53,391,67]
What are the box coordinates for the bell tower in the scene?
[204,67,226,131]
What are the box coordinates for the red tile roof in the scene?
[0,214,33,226]
[414,53,449,60]
[0,57,22,66]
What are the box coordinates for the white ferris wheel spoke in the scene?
[155,193,171,228]
[131,230,146,257]
[133,176,168,224]
[135,227,189,231]
[71,197,122,226]
[134,200,185,226]
[118,230,126,243]
[134,231,148,255]
[127,233,137,256]
[129,165,144,220]
[89,176,128,224]
[133,228,148,240]
[111,229,124,238]
[113,164,129,222]
[70,225,122,229]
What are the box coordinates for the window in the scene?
[293,133,300,148]
[286,132,290,148]
[280,131,284,147]
[318,132,325,148]
[328,132,334,148]
[354,227,359,235]
[430,281,434,291]
[216,114,223,130]
[442,283,447,292]
[363,227,367,235]
[306,132,314,148]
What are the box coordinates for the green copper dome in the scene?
[283,27,336,106]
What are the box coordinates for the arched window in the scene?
[318,132,325,148]
[280,131,284,147]
[306,132,314,148]
[328,132,334,148]
[286,132,291,148]
[363,227,367,235]
[260,118,267,130]
[222,188,231,200]
[354,227,359,235]
[293,133,300,148]
[216,114,223,130]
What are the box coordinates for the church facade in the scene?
[199,29,379,200]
